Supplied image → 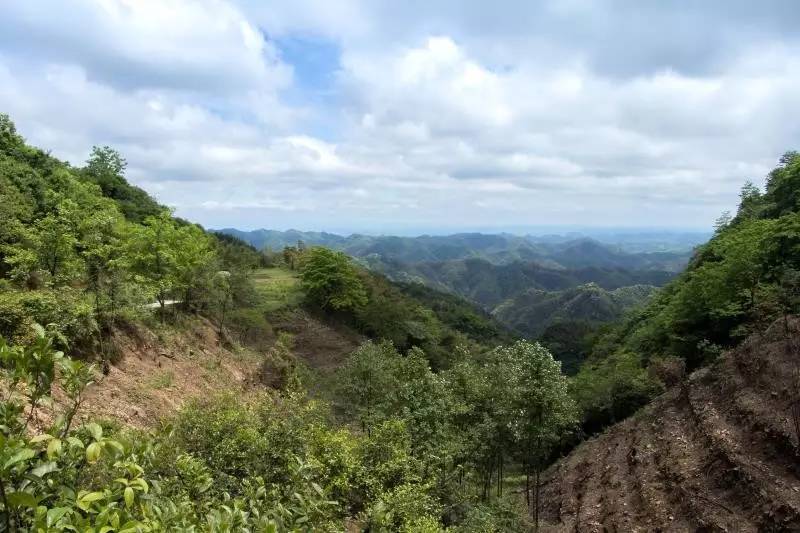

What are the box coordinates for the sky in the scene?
[1,1,799,234]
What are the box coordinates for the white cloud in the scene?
[1,0,799,232]
[0,0,291,95]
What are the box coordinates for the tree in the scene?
[282,245,300,270]
[127,212,215,321]
[127,211,180,322]
[338,341,399,435]
[33,199,81,285]
[83,146,160,222]
[86,146,126,178]
[300,247,367,313]
[172,223,216,312]
[502,341,577,529]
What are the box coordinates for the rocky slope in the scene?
[539,319,800,532]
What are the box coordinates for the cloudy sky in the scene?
[1,1,798,234]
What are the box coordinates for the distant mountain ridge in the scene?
[217,228,700,272]
[366,257,672,309]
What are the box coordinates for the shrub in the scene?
[0,289,96,349]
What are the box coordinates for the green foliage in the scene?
[538,320,598,375]
[300,247,368,312]
[336,339,578,524]
[451,497,532,532]
[127,211,216,318]
[615,153,800,365]
[83,145,161,223]
[0,331,349,531]
[365,482,442,532]
[0,114,262,354]
[569,152,800,436]
[396,281,513,346]
[571,350,661,433]
[0,289,96,349]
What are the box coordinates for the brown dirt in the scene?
[539,319,800,532]
[37,310,362,430]
[51,317,263,429]
[267,308,363,372]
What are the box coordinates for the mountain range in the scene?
[217,228,701,271]
[221,228,702,352]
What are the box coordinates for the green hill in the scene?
[493,283,656,338]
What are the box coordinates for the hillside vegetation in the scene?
[223,224,685,358]
[0,114,567,531]
[4,107,800,532]
[493,283,655,338]
[535,151,800,529]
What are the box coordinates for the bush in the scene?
[571,350,662,434]
[0,289,96,349]
[365,482,442,532]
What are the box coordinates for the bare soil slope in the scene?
[540,320,800,532]
[53,318,263,428]
[268,308,363,371]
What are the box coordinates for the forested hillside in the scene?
[4,108,800,532]
[562,152,800,438]
[527,152,800,530]
[0,114,569,531]
[223,227,685,353]
[493,284,655,337]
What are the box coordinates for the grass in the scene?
[147,370,175,390]
[252,267,303,312]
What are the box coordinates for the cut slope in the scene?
[50,317,263,428]
[539,319,800,532]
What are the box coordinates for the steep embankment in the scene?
[50,318,263,428]
[540,320,800,532]
[48,312,360,429]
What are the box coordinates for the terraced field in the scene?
[540,320,800,532]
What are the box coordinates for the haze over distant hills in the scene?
[216,228,708,268]
[220,228,708,354]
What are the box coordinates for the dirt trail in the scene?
[540,320,800,532]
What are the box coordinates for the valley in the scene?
[2,106,800,531]
[3,3,799,531]
[223,229,693,370]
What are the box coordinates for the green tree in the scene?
[300,247,367,313]
[83,146,160,222]
[33,200,81,285]
[338,341,400,435]
[172,223,216,312]
[127,211,180,322]
[504,341,578,528]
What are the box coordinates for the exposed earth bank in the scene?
[539,319,800,532]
